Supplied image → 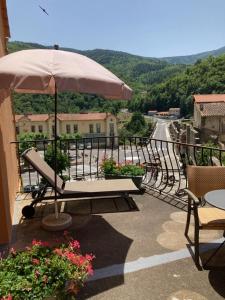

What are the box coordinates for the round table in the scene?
[204,189,225,210]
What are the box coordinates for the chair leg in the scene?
[194,223,201,269]
[185,202,191,237]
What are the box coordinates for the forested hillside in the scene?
[8,41,225,117]
[130,55,225,117]
[8,41,185,114]
[161,45,225,65]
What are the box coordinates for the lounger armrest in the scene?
[183,188,200,205]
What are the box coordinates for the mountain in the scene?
[9,41,225,117]
[8,41,186,90]
[160,46,225,65]
[135,54,225,117]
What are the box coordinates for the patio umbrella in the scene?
[0,49,132,230]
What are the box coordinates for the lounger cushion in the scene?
[62,179,139,194]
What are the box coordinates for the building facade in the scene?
[0,0,19,244]
[193,94,225,142]
[168,108,180,118]
[15,112,118,146]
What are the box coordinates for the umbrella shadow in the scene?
[208,268,225,298]
[8,210,133,299]
[75,215,133,299]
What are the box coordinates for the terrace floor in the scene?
[6,189,225,299]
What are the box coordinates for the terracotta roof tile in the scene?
[197,103,225,117]
[15,113,112,122]
[193,94,225,103]
[57,113,110,121]
[15,114,49,122]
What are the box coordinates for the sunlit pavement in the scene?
[4,189,225,299]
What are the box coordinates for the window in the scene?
[109,123,114,136]
[96,123,101,133]
[89,124,94,134]
[31,125,35,133]
[66,124,71,134]
[52,125,55,135]
[74,124,78,133]
[38,125,43,133]
[16,126,20,135]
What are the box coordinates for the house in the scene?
[156,111,170,118]
[0,0,19,244]
[147,110,157,116]
[193,94,225,142]
[15,112,118,146]
[168,108,180,118]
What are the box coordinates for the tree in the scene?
[126,112,146,133]
[18,132,48,154]
[44,143,69,175]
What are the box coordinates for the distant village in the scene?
[168,94,225,147]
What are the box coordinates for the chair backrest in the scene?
[22,148,64,194]
[187,165,225,198]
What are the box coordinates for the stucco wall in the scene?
[0,0,19,244]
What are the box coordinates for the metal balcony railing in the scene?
[12,136,225,202]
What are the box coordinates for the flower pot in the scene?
[105,174,142,189]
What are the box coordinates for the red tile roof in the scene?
[193,94,225,103]
[15,113,111,122]
[15,114,49,122]
[57,113,110,121]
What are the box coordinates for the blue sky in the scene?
[7,0,225,57]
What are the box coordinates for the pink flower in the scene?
[54,248,63,256]
[32,240,49,247]
[32,258,40,265]
[87,264,94,275]
[34,269,40,279]
[32,239,43,246]
[69,240,80,250]
[9,248,16,256]
[1,294,13,300]
[85,254,95,261]
[42,241,50,247]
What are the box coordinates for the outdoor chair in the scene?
[184,165,225,268]
[21,148,139,218]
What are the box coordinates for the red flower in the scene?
[69,240,80,250]
[32,258,40,265]
[87,264,94,275]
[9,248,16,256]
[54,248,63,256]
[85,254,95,261]
[1,294,13,300]
[34,269,40,279]
[32,240,49,247]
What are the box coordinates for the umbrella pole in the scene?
[54,85,59,219]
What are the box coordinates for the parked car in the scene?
[23,184,40,193]
[86,142,92,149]
[78,143,84,150]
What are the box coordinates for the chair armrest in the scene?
[183,188,200,205]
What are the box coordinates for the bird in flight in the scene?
[39,5,49,16]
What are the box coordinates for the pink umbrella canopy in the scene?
[0,49,132,224]
[0,49,132,99]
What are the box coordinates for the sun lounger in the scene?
[21,148,139,218]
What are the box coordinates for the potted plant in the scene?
[101,158,145,189]
[0,232,94,300]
